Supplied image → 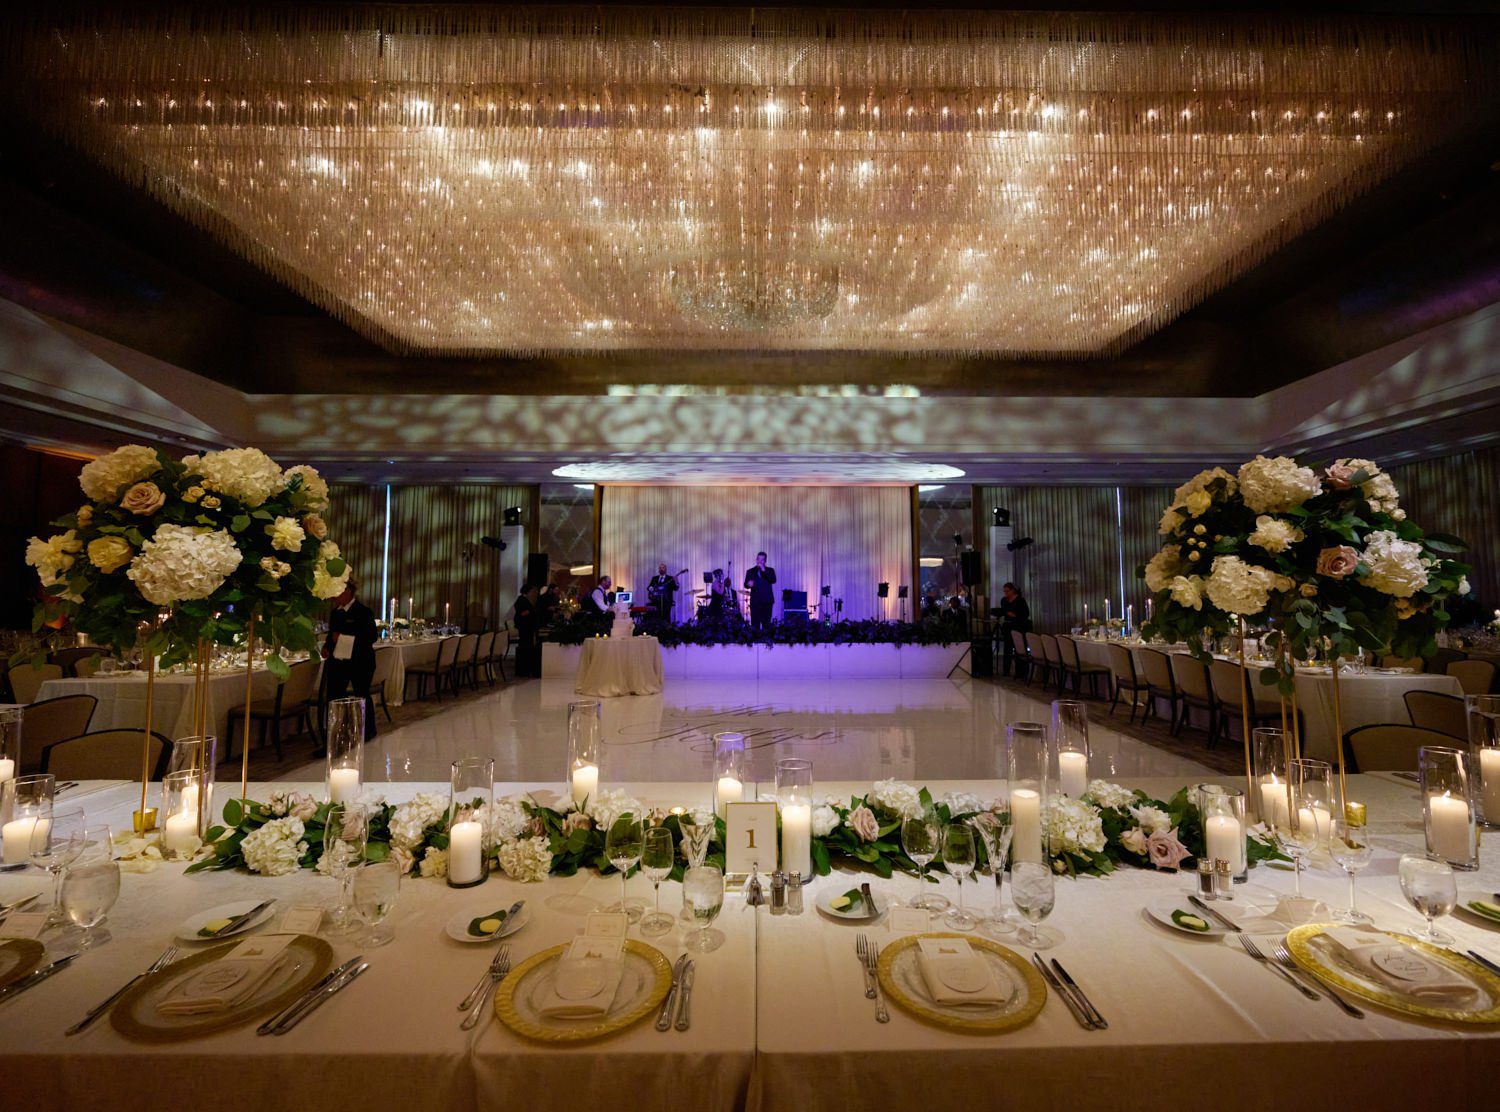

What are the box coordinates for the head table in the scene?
[3,774,1497,1111]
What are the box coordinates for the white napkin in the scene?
[914,937,1009,1007]
[1323,927,1480,1006]
[534,937,626,1020]
[1225,896,1328,933]
[156,934,295,1016]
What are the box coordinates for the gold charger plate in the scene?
[0,938,45,990]
[111,933,334,1043]
[876,933,1046,1034]
[1286,923,1500,1026]
[494,939,672,1043]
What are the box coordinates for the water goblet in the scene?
[31,809,85,926]
[683,865,725,953]
[324,802,369,936]
[902,817,947,911]
[353,859,401,947]
[640,827,676,937]
[1329,818,1373,924]
[1279,758,1333,897]
[1398,853,1457,945]
[605,812,645,923]
[970,811,1015,937]
[941,824,978,931]
[1011,861,1061,949]
[61,846,120,951]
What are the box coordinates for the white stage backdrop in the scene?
[600,486,913,623]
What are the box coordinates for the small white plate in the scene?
[1146,897,1234,937]
[1458,890,1500,928]
[814,885,888,922]
[445,902,531,943]
[175,900,276,943]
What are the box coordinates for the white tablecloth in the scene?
[37,669,285,751]
[381,638,446,706]
[1295,670,1465,763]
[575,636,665,697]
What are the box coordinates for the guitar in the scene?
[647,569,690,602]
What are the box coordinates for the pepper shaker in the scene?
[770,870,787,914]
[1196,857,1217,899]
[787,871,804,914]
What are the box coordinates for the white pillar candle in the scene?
[449,820,484,885]
[1010,788,1043,863]
[0,758,14,784]
[1105,598,1111,624]
[715,776,743,819]
[1057,753,1088,798]
[780,803,812,877]
[1429,792,1472,862]
[163,811,200,855]
[180,782,200,817]
[407,597,413,621]
[328,768,361,804]
[570,763,599,809]
[1295,805,1332,844]
[2,816,47,864]
[1204,814,1245,875]
[1479,749,1500,821]
[1259,779,1290,829]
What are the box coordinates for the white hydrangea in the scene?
[586,789,645,832]
[939,791,983,817]
[79,445,160,502]
[25,530,82,582]
[418,847,450,879]
[1172,467,1238,505]
[496,835,554,882]
[1330,458,1401,515]
[1236,456,1322,514]
[126,524,243,605]
[1169,574,1205,611]
[1129,804,1173,836]
[477,797,530,844]
[1143,545,1183,592]
[267,516,306,553]
[1084,780,1136,810]
[241,816,307,876]
[388,792,448,851]
[1204,556,1276,616]
[1248,515,1304,555]
[811,804,840,838]
[182,447,285,508]
[312,560,350,600]
[1362,530,1429,598]
[283,464,330,510]
[1043,796,1106,857]
[870,779,924,819]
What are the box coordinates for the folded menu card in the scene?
[915,937,1009,1007]
[1324,927,1479,1006]
[157,934,295,1016]
[535,937,627,1020]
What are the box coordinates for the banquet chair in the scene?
[226,658,320,763]
[452,633,481,694]
[368,646,396,724]
[1022,634,1050,687]
[1105,643,1148,722]
[1447,659,1497,696]
[1402,690,1467,738]
[1379,654,1425,672]
[42,728,171,781]
[8,662,62,705]
[72,654,106,678]
[1055,636,1109,698]
[1344,724,1457,773]
[405,636,459,702]
[1136,649,1179,730]
[1208,659,1284,746]
[488,630,510,684]
[1169,654,1217,743]
[16,694,97,773]
[51,647,103,677]
[1428,647,1468,674]
[1038,635,1067,693]
[1009,630,1032,682]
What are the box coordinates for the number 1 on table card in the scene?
[725,802,778,882]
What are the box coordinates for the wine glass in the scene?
[604,812,645,923]
[31,809,86,925]
[683,865,724,953]
[1329,818,1373,924]
[970,811,1015,937]
[941,824,978,931]
[61,843,120,951]
[677,811,712,870]
[902,817,947,911]
[324,802,369,936]
[1398,853,1457,945]
[1011,861,1060,949]
[639,827,676,937]
[353,859,401,947]
[1280,759,1333,898]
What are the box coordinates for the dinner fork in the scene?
[66,945,179,1035]
[460,946,511,1030]
[860,939,889,1023]
[854,934,876,999]
[1239,935,1319,1000]
[1271,941,1363,1018]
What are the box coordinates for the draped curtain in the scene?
[323,482,386,593]
[1119,484,1176,599]
[1388,447,1499,607]
[600,486,911,622]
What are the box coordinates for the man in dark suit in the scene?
[996,581,1032,678]
[321,576,378,745]
[744,551,776,636]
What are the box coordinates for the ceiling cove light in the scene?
[553,460,966,484]
[3,9,1486,358]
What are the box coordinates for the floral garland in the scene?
[187,780,1280,883]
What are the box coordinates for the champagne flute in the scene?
[639,826,676,937]
[1329,818,1373,924]
[324,802,369,935]
[902,817,947,911]
[1011,861,1060,949]
[1398,853,1457,945]
[353,859,401,947]
[605,812,645,923]
[941,823,978,931]
[31,808,85,925]
[970,811,1016,937]
[61,844,120,951]
[683,865,724,953]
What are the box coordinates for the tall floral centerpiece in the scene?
[1140,455,1470,798]
[24,445,347,822]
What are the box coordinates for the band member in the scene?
[702,568,731,624]
[996,581,1032,677]
[744,551,776,635]
[320,575,377,747]
[646,564,680,621]
[587,575,612,615]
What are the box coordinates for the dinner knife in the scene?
[209,899,276,938]
[273,961,369,1035]
[656,954,688,1031]
[674,961,696,1032]
[1030,953,1094,1030]
[1051,959,1108,1030]
[0,953,78,1006]
[860,882,878,919]
[256,956,361,1035]
[1467,950,1500,978]
[1188,895,1241,933]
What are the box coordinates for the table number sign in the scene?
[724,801,778,880]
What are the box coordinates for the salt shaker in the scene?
[787,871,804,915]
[1213,858,1235,900]
[1196,857,1217,899]
[770,870,787,914]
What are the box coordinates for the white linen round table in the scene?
[574,635,665,697]
[1294,667,1464,762]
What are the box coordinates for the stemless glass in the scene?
[353,859,401,947]
[1011,861,1060,949]
[61,842,120,951]
[323,802,369,936]
[1329,818,1373,924]
[605,811,645,923]
[1398,853,1457,945]
[2,773,55,866]
[902,817,946,911]
[970,810,1015,937]
[683,865,725,953]
[941,824,978,931]
[31,809,86,924]
[1281,758,1334,897]
[640,826,676,937]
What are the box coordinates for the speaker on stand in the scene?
[876,582,890,622]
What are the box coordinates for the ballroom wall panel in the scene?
[323,483,387,593]
[1388,447,1499,607]
[1119,484,1177,601]
[599,486,911,622]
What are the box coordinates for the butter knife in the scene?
[208,899,275,938]
[1188,894,1241,933]
[860,882,879,920]
[674,961,696,1032]
[656,954,688,1031]
[256,956,361,1035]
[273,961,369,1035]
[1031,953,1094,1030]
[0,953,78,1006]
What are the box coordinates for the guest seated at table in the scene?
[319,576,378,749]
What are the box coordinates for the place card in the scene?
[567,935,625,963]
[585,911,629,939]
[887,907,931,934]
[724,801,778,878]
[279,905,324,934]
[0,912,47,940]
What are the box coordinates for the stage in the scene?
[542,640,970,682]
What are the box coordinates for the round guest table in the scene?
[575,634,664,697]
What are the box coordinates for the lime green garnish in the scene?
[1171,909,1211,932]
[829,888,864,912]
[467,910,508,937]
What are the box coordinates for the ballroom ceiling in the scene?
[1,4,1498,400]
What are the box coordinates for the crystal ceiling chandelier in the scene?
[3,8,1489,357]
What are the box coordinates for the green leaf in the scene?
[265,652,290,681]
[231,515,250,533]
[221,798,245,827]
